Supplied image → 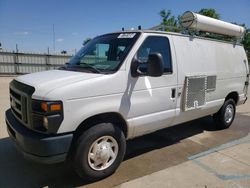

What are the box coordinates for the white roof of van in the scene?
[108,30,243,46]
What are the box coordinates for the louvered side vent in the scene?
[206,75,217,92]
[184,76,207,111]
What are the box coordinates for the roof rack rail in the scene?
[150,11,245,44]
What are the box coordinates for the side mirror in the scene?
[147,53,164,77]
[131,58,142,77]
[131,53,164,77]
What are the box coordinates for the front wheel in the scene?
[73,123,126,180]
[213,99,236,129]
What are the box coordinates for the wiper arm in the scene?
[65,62,101,73]
[79,62,101,73]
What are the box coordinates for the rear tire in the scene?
[213,99,236,129]
[73,123,126,181]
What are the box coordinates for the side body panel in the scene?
[171,35,248,125]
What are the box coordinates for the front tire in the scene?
[213,99,236,129]
[73,123,126,180]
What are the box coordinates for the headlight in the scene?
[32,100,64,133]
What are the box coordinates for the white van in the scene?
[5,12,249,180]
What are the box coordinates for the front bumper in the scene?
[5,109,73,164]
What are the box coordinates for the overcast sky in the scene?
[0,0,249,53]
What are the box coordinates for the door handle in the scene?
[171,88,176,98]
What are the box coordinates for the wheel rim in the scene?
[88,136,119,171]
[224,104,234,124]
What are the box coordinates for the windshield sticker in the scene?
[118,33,136,38]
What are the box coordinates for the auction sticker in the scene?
[118,33,136,38]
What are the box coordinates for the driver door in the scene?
[127,35,177,137]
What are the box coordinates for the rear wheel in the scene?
[73,123,126,180]
[213,99,236,129]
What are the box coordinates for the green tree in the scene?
[242,28,250,62]
[159,10,180,32]
[198,8,220,19]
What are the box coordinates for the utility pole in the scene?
[16,44,19,53]
[15,44,19,74]
[53,24,55,53]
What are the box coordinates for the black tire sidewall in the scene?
[73,123,126,180]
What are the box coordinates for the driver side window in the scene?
[136,36,172,73]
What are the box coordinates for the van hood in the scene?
[15,70,103,99]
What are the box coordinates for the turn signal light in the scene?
[41,102,62,112]
[50,104,61,111]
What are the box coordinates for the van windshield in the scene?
[64,32,140,74]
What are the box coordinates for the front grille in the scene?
[9,80,35,128]
[10,87,28,124]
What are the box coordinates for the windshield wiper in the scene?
[65,62,101,73]
[79,63,101,73]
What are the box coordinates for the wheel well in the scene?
[225,92,239,104]
[74,112,128,140]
